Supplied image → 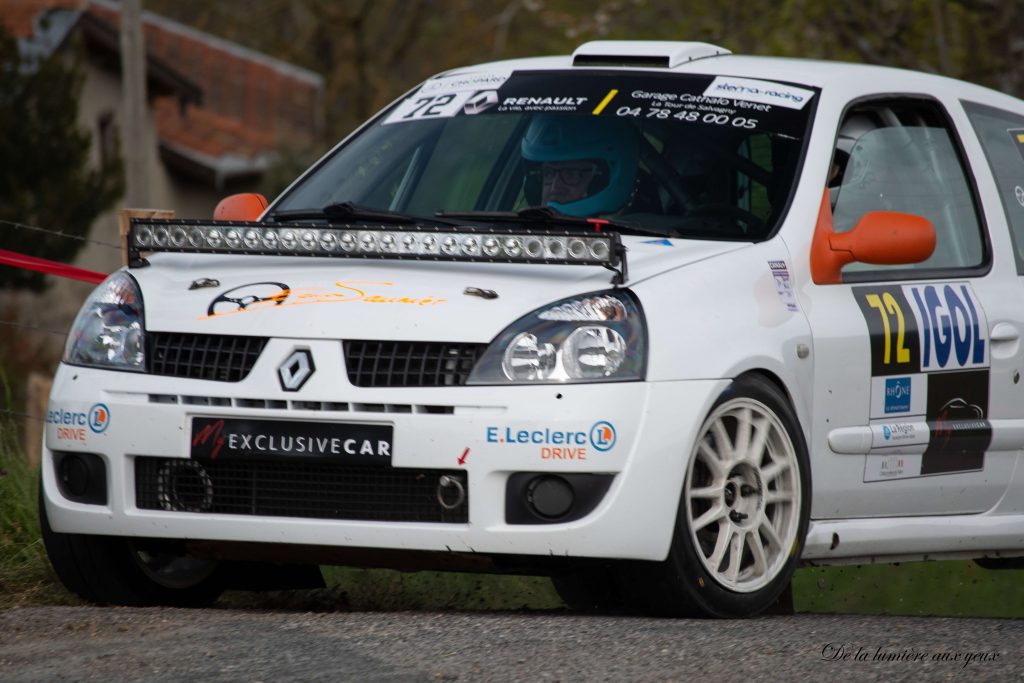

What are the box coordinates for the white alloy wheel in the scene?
[685,396,801,593]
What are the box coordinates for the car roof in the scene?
[433,41,1022,111]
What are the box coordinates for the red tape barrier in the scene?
[0,249,106,284]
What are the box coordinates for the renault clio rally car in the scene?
[41,40,1024,617]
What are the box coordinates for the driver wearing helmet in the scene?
[520,115,639,217]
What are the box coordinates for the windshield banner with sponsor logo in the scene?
[384,70,815,138]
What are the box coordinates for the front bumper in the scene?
[42,340,726,562]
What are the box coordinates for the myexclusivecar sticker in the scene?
[855,283,991,481]
[191,417,392,464]
[922,369,989,475]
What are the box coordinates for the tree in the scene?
[144,0,1024,146]
[0,26,124,292]
[145,0,493,141]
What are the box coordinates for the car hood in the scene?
[134,236,746,342]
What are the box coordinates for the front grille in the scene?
[149,332,268,382]
[343,340,486,387]
[135,457,468,523]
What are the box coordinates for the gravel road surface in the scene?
[1,607,1020,682]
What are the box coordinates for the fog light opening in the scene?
[58,454,91,497]
[526,475,575,519]
[157,460,213,513]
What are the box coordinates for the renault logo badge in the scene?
[464,90,498,115]
[278,348,315,391]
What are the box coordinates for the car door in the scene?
[804,96,1020,519]
[961,99,1024,517]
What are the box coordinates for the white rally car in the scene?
[41,40,1024,617]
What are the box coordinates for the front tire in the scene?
[552,564,628,612]
[631,374,810,617]
[40,482,225,606]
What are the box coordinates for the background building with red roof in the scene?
[5,0,323,221]
[2,0,324,357]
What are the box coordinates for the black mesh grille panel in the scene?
[343,341,486,387]
[135,457,468,523]
[148,333,267,382]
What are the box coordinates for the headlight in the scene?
[63,271,146,372]
[467,289,646,385]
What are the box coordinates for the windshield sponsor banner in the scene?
[499,95,590,113]
[383,71,814,138]
[386,71,513,124]
[418,71,512,96]
[385,90,478,124]
[703,77,815,110]
[191,417,393,464]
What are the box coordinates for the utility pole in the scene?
[120,0,150,207]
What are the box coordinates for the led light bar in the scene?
[128,219,625,273]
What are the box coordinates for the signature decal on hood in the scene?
[208,282,290,316]
[203,280,447,319]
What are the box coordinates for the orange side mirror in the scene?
[810,188,936,284]
[213,193,268,221]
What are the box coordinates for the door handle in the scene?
[991,322,1020,342]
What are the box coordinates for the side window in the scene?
[962,100,1024,273]
[829,100,986,275]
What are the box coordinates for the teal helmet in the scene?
[520,115,639,216]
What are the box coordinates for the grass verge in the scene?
[794,561,1024,618]
[0,410,75,608]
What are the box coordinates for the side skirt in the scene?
[803,514,1024,564]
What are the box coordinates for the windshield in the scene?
[273,70,816,240]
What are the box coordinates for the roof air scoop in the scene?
[571,41,731,68]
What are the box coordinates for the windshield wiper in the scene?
[270,202,459,226]
[436,206,669,237]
